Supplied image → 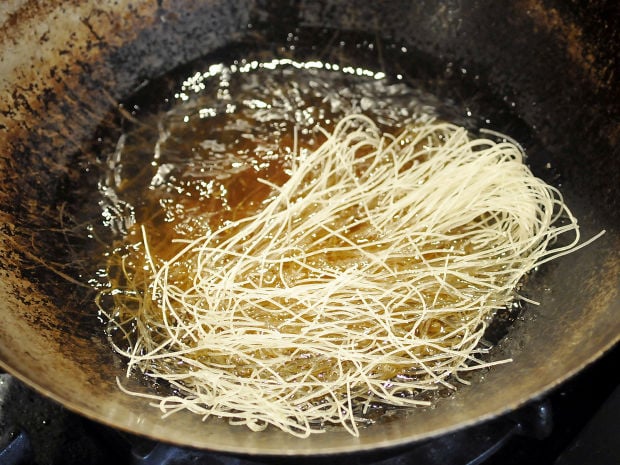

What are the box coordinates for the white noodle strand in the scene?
[99,115,590,437]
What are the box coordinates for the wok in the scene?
[0,0,618,456]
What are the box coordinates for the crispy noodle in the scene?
[97,114,593,437]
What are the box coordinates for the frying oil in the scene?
[89,27,534,406]
[99,55,449,257]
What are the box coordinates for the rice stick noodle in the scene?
[98,114,589,437]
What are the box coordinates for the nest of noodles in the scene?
[97,114,582,437]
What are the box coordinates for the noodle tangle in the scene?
[99,114,583,437]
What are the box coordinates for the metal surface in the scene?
[0,0,618,456]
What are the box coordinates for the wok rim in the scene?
[1,336,618,455]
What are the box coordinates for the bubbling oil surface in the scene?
[100,55,450,264]
[91,33,536,430]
